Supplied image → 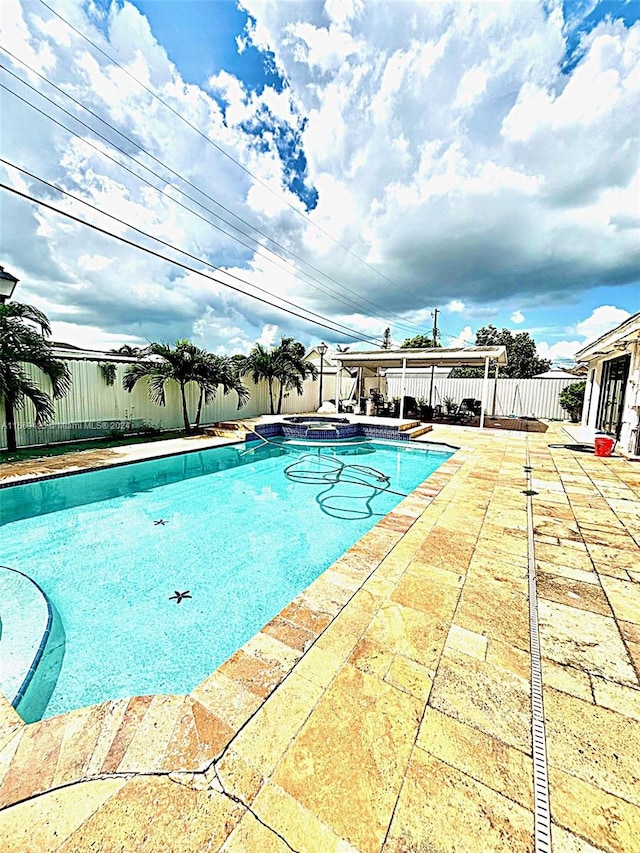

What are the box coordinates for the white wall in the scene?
[581,342,640,455]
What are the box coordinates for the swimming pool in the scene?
[0,438,454,721]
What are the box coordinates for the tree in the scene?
[401,334,438,348]
[381,328,392,349]
[192,349,250,428]
[559,381,586,422]
[123,340,249,433]
[274,337,318,413]
[450,324,552,378]
[0,302,71,452]
[235,343,279,415]
[237,337,317,415]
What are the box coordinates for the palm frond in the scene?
[22,353,72,399]
[122,361,153,392]
[0,302,52,336]
[11,375,56,426]
[147,371,170,407]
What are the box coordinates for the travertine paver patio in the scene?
[0,423,638,852]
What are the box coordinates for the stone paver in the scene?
[1,423,639,851]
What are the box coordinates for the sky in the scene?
[0,0,638,365]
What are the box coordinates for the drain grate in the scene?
[524,447,553,853]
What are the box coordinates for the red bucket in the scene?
[594,435,615,457]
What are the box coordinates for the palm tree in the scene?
[192,350,250,428]
[236,343,280,414]
[122,340,248,433]
[274,337,317,414]
[237,337,317,415]
[110,344,143,357]
[0,302,72,452]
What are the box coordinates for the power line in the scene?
[0,74,392,324]
[36,0,420,300]
[0,181,387,346]
[1,158,385,346]
[0,57,429,336]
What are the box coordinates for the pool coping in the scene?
[0,431,466,805]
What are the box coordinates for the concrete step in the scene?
[405,424,434,440]
[204,422,249,439]
[205,429,246,439]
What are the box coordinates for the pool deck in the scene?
[0,422,638,852]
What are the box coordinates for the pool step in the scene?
[397,420,421,431]
[405,423,434,440]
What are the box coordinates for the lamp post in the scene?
[317,341,328,408]
[0,266,18,303]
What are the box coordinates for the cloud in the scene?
[447,325,474,347]
[241,0,639,310]
[1,0,638,356]
[258,323,279,347]
[537,339,584,364]
[537,304,631,363]
[49,320,144,351]
[511,310,524,324]
[574,304,631,343]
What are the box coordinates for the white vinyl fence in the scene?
[386,375,576,420]
[1,359,334,450]
[1,357,578,450]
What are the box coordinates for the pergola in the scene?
[334,346,508,428]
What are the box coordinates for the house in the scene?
[574,311,640,457]
[534,368,579,379]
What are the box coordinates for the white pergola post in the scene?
[480,356,490,429]
[336,360,342,411]
[492,362,499,417]
[399,357,407,419]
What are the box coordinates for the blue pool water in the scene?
[0,438,453,720]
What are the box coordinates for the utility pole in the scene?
[428,308,439,409]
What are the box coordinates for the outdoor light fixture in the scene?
[0,266,18,303]
[317,341,328,407]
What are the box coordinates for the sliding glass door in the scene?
[596,355,630,437]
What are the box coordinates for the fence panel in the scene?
[386,375,576,420]
[0,359,332,449]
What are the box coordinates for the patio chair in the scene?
[399,396,420,419]
[452,398,481,423]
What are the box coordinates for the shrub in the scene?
[135,421,162,437]
[559,381,586,422]
[105,428,125,439]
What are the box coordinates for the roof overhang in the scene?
[332,346,507,370]
[52,347,137,363]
